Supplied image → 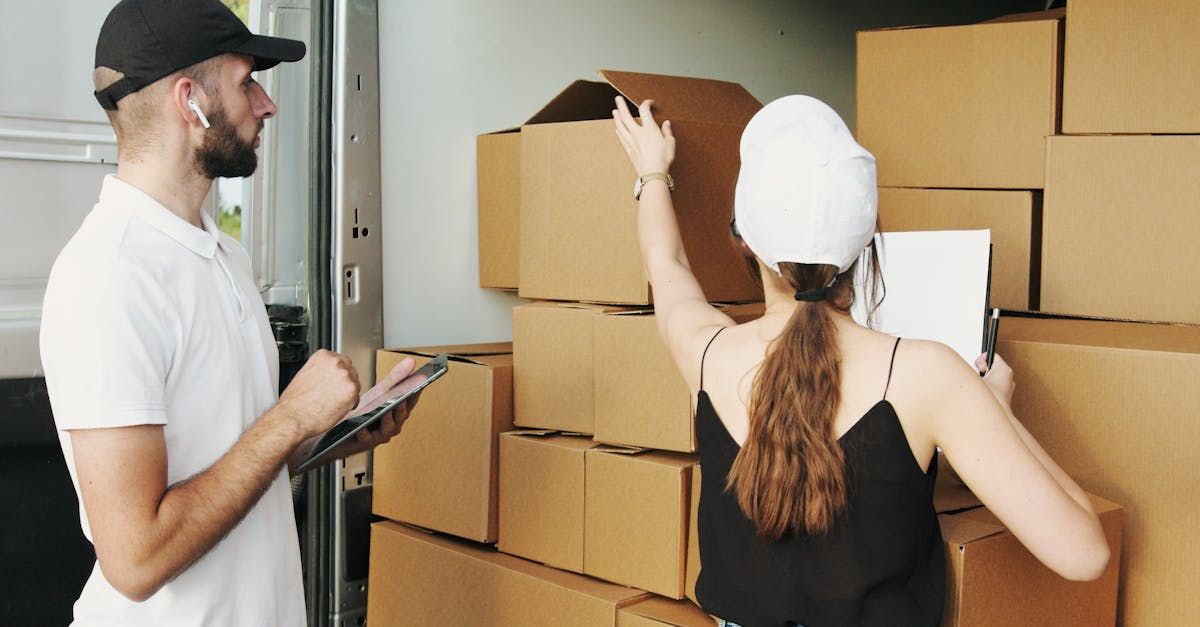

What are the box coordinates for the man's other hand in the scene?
[277,349,361,439]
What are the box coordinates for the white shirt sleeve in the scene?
[42,255,176,430]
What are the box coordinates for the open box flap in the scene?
[524,71,762,128]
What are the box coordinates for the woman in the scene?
[611,95,1109,627]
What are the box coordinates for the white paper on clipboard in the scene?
[851,230,992,364]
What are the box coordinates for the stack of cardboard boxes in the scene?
[1005,2,1200,623]
[367,344,672,624]
[498,70,763,621]
[859,3,1198,624]
[857,10,1060,312]
[368,4,1198,620]
[367,70,765,626]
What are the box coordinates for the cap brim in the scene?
[232,34,307,71]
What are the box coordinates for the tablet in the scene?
[295,353,449,473]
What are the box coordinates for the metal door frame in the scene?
[305,0,383,625]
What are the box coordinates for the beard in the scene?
[194,107,260,179]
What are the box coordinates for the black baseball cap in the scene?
[94,0,306,110]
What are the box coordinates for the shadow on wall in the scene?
[823,0,1055,31]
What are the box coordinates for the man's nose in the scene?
[251,82,278,120]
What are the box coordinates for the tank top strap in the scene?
[699,327,728,391]
[882,337,902,400]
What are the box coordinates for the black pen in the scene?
[982,308,1000,376]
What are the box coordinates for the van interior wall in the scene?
[377,0,1045,348]
[0,1,117,380]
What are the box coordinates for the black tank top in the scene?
[694,331,944,627]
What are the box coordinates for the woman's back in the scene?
[699,315,933,460]
[694,317,945,627]
[612,91,1109,626]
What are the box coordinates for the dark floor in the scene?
[0,378,94,627]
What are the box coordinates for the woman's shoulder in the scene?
[896,337,963,368]
[841,324,957,365]
[888,337,982,405]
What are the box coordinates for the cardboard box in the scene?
[584,447,698,599]
[477,131,521,289]
[519,70,763,305]
[372,344,513,542]
[1042,136,1200,325]
[513,301,634,433]
[939,496,1123,627]
[594,303,763,452]
[593,309,692,452]
[878,188,1040,311]
[367,521,649,626]
[932,473,1122,627]
[498,431,597,572]
[618,597,714,627]
[1063,0,1200,134]
[517,302,762,442]
[998,315,1200,625]
[684,465,700,605]
[856,13,1061,188]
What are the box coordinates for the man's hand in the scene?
[350,356,416,416]
[347,395,414,451]
[288,357,424,469]
[276,349,361,439]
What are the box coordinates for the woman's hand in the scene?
[612,96,676,176]
[977,353,1016,408]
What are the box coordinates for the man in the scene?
[39,1,414,624]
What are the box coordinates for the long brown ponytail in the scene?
[726,243,883,541]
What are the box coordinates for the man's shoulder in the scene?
[46,208,122,289]
[44,207,178,315]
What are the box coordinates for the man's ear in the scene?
[171,76,206,128]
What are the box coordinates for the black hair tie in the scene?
[794,287,828,302]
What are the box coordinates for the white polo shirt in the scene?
[40,175,305,626]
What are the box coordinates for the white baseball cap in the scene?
[733,95,877,274]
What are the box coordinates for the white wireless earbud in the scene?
[186,99,211,129]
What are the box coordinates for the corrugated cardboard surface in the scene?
[721,301,766,323]
[584,448,697,599]
[367,521,649,626]
[477,131,521,289]
[592,304,764,452]
[594,310,693,452]
[934,468,1122,626]
[513,302,636,433]
[1063,0,1200,133]
[519,71,763,305]
[372,345,513,542]
[856,17,1060,189]
[1042,136,1200,325]
[998,316,1200,625]
[598,70,761,128]
[878,188,1039,310]
[618,596,714,627]
[940,496,1122,627]
[932,466,983,515]
[498,431,596,572]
